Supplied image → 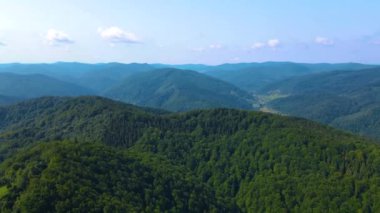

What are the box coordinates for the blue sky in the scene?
[0,0,379,64]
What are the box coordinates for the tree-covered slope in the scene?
[104,68,256,111]
[0,96,162,160]
[263,67,380,139]
[0,73,94,98]
[1,96,380,212]
[331,104,380,138]
[0,141,228,212]
[131,109,380,212]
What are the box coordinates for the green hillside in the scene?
[0,96,159,160]
[0,96,380,212]
[0,141,228,212]
[104,68,256,111]
[263,67,380,139]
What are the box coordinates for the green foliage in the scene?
[0,141,227,213]
[0,96,164,160]
[0,186,8,199]
[104,68,256,111]
[1,96,380,212]
[131,109,380,212]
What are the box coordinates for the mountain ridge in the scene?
[104,68,257,111]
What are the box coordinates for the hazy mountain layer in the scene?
[0,73,94,98]
[207,62,376,92]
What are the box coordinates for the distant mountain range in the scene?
[206,62,376,92]
[0,63,260,111]
[0,72,93,99]
[0,62,155,92]
[0,61,379,139]
[74,63,154,92]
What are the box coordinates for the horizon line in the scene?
[1,61,379,66]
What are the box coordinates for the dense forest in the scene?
[0,96,380,212]
[0,141,229,212]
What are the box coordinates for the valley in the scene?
[1,62,379,140]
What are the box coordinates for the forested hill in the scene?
[262,67,380,139]
[0,96,161,156]
[0,96,380,212]
[104,68,256,111]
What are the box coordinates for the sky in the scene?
[0,0,380,64]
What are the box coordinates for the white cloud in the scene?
[251,42,266,49]
[267,39,280,48]
[0,42,5,46]
[190,47,206,52]
[251,39,281,49]
[46,29,74,45]
[209,44,223,49]
[98,27,140,44]
[190,44,223,52]
[315,36,334,46]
